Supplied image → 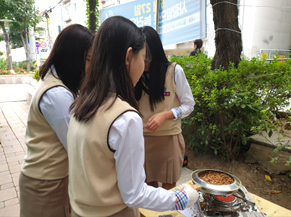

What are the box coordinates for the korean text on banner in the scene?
[100,0,201,46]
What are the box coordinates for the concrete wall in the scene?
[252,0,291,55]
[167,0,291,59]
[240,0,291,58]
[239,0,256,58]
[204,0,215,58]
[0,75,37,86]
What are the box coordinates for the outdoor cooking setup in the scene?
[190,169,267,217]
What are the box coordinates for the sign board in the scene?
[36,47,39,54]
[41,42,47,48]
[100,0,202,46]
[36,42,40,48]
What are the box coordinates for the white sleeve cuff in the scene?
[171,107,183,120]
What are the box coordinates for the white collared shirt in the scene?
[171,64,195,120]
[39,67,74,151]
[39,64,194,210]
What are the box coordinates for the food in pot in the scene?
[198,170,234,185]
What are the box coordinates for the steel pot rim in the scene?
[191,169,242,196]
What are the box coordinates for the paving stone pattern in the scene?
[0,101,29,217]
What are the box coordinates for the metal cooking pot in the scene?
[192,169,242,196]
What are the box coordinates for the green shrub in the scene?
[0,51,3,56]
[32,68,40,81]
[17,61,27,69]
[171,54,291,161]
[30,62,37,71]
[12,60,36,71]
[0,58,8,69]
[1,59,36,72]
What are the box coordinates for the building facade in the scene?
[37,0,291,59]
[100,0,291,59]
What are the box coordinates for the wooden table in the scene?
[139,180,291,217]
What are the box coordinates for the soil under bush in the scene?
[185,147,291,210]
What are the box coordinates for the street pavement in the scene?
[0,84,192,217]
[0,85,27,103]
[0,100,28,216]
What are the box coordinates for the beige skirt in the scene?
[144,133,185,184]
[19,172,70,217]
[72,207,140,217]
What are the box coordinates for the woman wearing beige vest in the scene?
[67,16,199,217]
[135,26,195,190]
[19,24,94,217]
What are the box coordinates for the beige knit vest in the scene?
[21,72,71,180]
[138,62,181,136]
[68,94,138,217]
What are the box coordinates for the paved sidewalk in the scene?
[0,85,27,103]
[0,101,29,216]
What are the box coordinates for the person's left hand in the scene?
[145,113,166,131]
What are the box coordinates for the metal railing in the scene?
[259,49,291,61]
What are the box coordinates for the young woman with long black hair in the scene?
[67,16,199,217]
[19,24,94,217]
[135,26,195,190]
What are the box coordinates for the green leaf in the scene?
[268,130,273,138]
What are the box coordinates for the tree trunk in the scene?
[24,29,30,72]
[0,23,13,71]
[20,29,30,72]
[89,0,96,33]
[210,0,242,70]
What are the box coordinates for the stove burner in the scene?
[201,189,246,213]
[214,195,235,203]
[196,187,267,217]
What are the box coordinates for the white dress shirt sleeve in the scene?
[171,64,195,120]
[39,86,74,151]
[109,111,177,211]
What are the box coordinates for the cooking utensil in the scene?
[192,169,242,196]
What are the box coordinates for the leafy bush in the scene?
[0,58,8,69]
[1,60,36,72]
[12,60,36,71]
[32,68,40,81]
[171,54,291,161]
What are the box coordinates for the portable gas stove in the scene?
[179,169,268,217]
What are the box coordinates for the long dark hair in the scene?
[72,16,146,122]
[39,24,94,95]
[135,26,170,111]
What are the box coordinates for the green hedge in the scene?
[0,59,36,72]
[171,54,291,161]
